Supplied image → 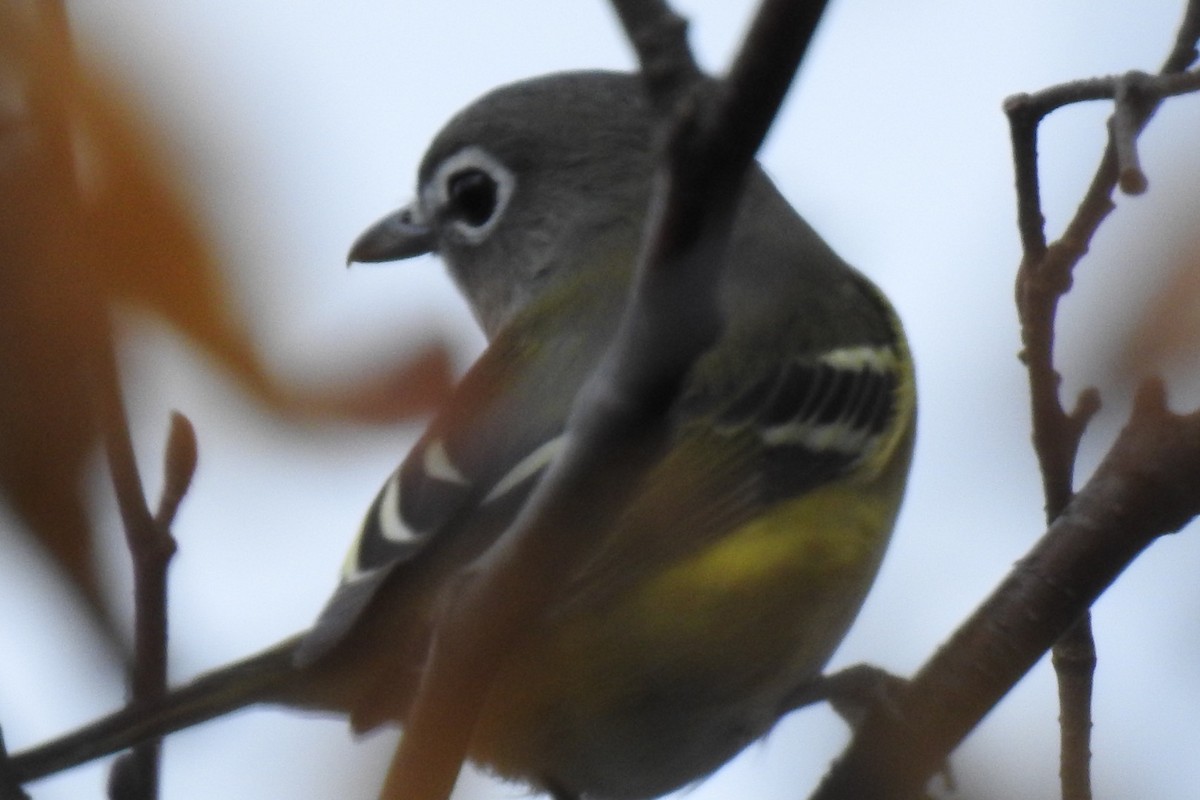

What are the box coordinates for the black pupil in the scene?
[447,169,498,227]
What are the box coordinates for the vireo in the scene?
[13,70,916,800]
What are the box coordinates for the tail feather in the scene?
[9,634,305,784]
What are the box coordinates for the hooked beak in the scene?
[346,203,435,265]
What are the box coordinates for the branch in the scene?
[812,6,1200,798]
[1163,0,1200,73]
[607,0,700,111]
[811,381,1200,800]
[377,2,831,798]
[1004,6,1200,797]
[94,331,178,800]
[105,413,197,800]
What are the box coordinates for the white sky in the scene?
[3,1,1200,798]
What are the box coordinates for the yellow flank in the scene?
[471,407,915,790]
[625,438,912,671]
[467,276,918,794]
[674,483,893,585]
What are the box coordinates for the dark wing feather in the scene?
[296,281,623,666]
[560,344,904,612]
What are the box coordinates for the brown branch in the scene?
[1109,73,1152,195]
[105,413,196,800]
[376,2,830,799]
[1005,68,1200,249]
[811,381,1200,800]
[95,332,177,800]
[810,7,1200,798]
[1009,106,1101,780]
[1002,11,1200,797]
[1052,615,1097,800]
[607,0,701,112]
[1163,0,1200,72]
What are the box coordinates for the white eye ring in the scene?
[424,146,515,245]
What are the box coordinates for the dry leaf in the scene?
[1119,237,1200,384]
[0,5,453,619]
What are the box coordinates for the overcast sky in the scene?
[4,2,1200,799]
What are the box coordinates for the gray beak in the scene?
[346,203,435,264]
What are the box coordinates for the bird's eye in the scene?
[426,148,513,244]
[446,168,499,228]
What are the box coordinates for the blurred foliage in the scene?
[1120,234,1200,387]
[0,1,452,628]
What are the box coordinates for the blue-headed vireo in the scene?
[13,70,916,800]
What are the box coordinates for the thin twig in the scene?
[1053,615,1097,800]
[1110,73,1152,194]
[1004,64,1200,277]
[105,413,196,800]
[608,0,701,112]
[95,336,187,800]
[1002,95,1048,261]
[9,635,302,784]
[1006,9,1200,799]
[1162,0,1200,73]
[810,6,1200,798]
[377,2,830,799]
[96,360,165,800]
[1005,69,1200,122]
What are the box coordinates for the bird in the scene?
[11,70,915,800]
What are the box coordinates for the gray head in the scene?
[348,71,658,337]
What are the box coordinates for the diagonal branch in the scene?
[812,382,1200,800]
[377,2,831,799]
[608,0,700,112]
[813,5,1200,798]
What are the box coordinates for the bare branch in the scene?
[1002,94,1048,261]
[813,7,1200,798]
[1005,65,1200,276]
[377,2,830,798]
[95,349,194,800]
[1053,616,1098,800]
[1163,0,1200,73]
[1109,73,1153,194]
[96,370,164,799]
[1005,13,1200,800]
[608,0,701,111]
[9,634,302,784]
[105,413,196,800]
[812,382,1200,800]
